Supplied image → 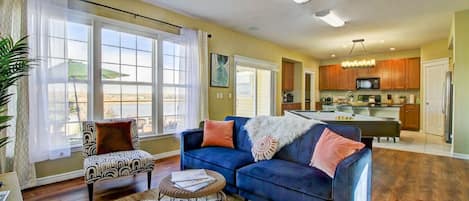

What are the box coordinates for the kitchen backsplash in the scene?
[320,90,420,104]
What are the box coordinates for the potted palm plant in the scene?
[0,35,33,148]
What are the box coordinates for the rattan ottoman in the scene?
[158,169,227,201]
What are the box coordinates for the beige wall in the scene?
[452,9,469,155]
[35,0,319,178]
[420,39,450,61]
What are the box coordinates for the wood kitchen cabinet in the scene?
[400,104,420,130]
[281,103,302,114]
[319,66,329,90]
[391,59,407,89]
[406,57,420,89]
[379,60,393,90]
[282,61,295,91]
[328,64,340,90]
[318,57,420,91]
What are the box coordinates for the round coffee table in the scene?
[158,169,227,201]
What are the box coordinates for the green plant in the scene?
[0,35,33,148]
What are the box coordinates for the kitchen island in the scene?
[286,110,402,148]
[322,104,402,121]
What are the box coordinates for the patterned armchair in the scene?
[82,119,155,200]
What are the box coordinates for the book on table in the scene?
[0,191,9,201]
[171,169,216,192]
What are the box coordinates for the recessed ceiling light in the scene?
[248,26,259,31]
[315,10,345,27]
[390,47,396,51]
[331,54,336,58]
[293,0,311,4]
[380,40,385,43]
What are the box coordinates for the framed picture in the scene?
[210,53,230,88]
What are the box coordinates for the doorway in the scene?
[304,71,315,110]
[423,58,449,136]
[235,66,275,117]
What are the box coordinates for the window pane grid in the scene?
[47,19,91,145]
[101,28,155,135]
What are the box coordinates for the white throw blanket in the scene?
[244,115,323,152]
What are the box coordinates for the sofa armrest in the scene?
[180,128,204,152]
[332,148,372,201]
[180,128,203,170]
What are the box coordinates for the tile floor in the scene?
[373,130,452,157]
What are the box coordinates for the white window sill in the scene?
[70,133,178,153]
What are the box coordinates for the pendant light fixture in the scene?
[341,39,376,68]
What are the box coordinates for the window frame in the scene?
[233,56,278,117]
[45,15,188,148]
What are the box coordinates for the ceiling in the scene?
[144,0,469,60]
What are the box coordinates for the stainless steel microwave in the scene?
[356,78,380,89]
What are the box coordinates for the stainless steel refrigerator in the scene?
[443,71,453,143]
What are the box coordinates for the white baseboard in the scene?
[31,150,180,189]
[153,150,180,160]
[452,152,469,160]
[33,169,84,188]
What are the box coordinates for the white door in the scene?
[424,59,448,135]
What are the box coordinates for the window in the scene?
[101,28,155,134]
[44,17,191,146]
[47,19,91,145]
[161,41,187,133]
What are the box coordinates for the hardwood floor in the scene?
[22,148,469,201]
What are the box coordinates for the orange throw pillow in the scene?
[201,120,234,148]
[95,121,134,155]
[310,128,365,178]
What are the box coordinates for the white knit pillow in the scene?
[251,135,278,162]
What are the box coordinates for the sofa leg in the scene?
[87,183,93,201]
[147,171,152,189]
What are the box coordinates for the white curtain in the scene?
[28,0,71,163]
[177,28,209,129]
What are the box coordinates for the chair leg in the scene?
[87,183,93,201]
[147,171,152,189]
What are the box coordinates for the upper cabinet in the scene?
[406,57,421,89]
[319,57,420,91]
[282,61,295,91]
[391,59,407,90]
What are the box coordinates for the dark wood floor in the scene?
[22,148,469,201]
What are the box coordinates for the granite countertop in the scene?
[335,104,403,108]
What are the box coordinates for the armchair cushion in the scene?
[95,120,134,155]
[82,119,139,158]
[84,150,155,184]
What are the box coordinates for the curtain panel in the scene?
[27,0,72,163]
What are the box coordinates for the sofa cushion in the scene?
[237,159,332,201]
[183,147,254,185]
[310,128,365,178]
[224,116,252,152]
[202,120,235,148]
[274,124,362,166]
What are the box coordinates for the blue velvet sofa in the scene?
[180,116,372,201]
